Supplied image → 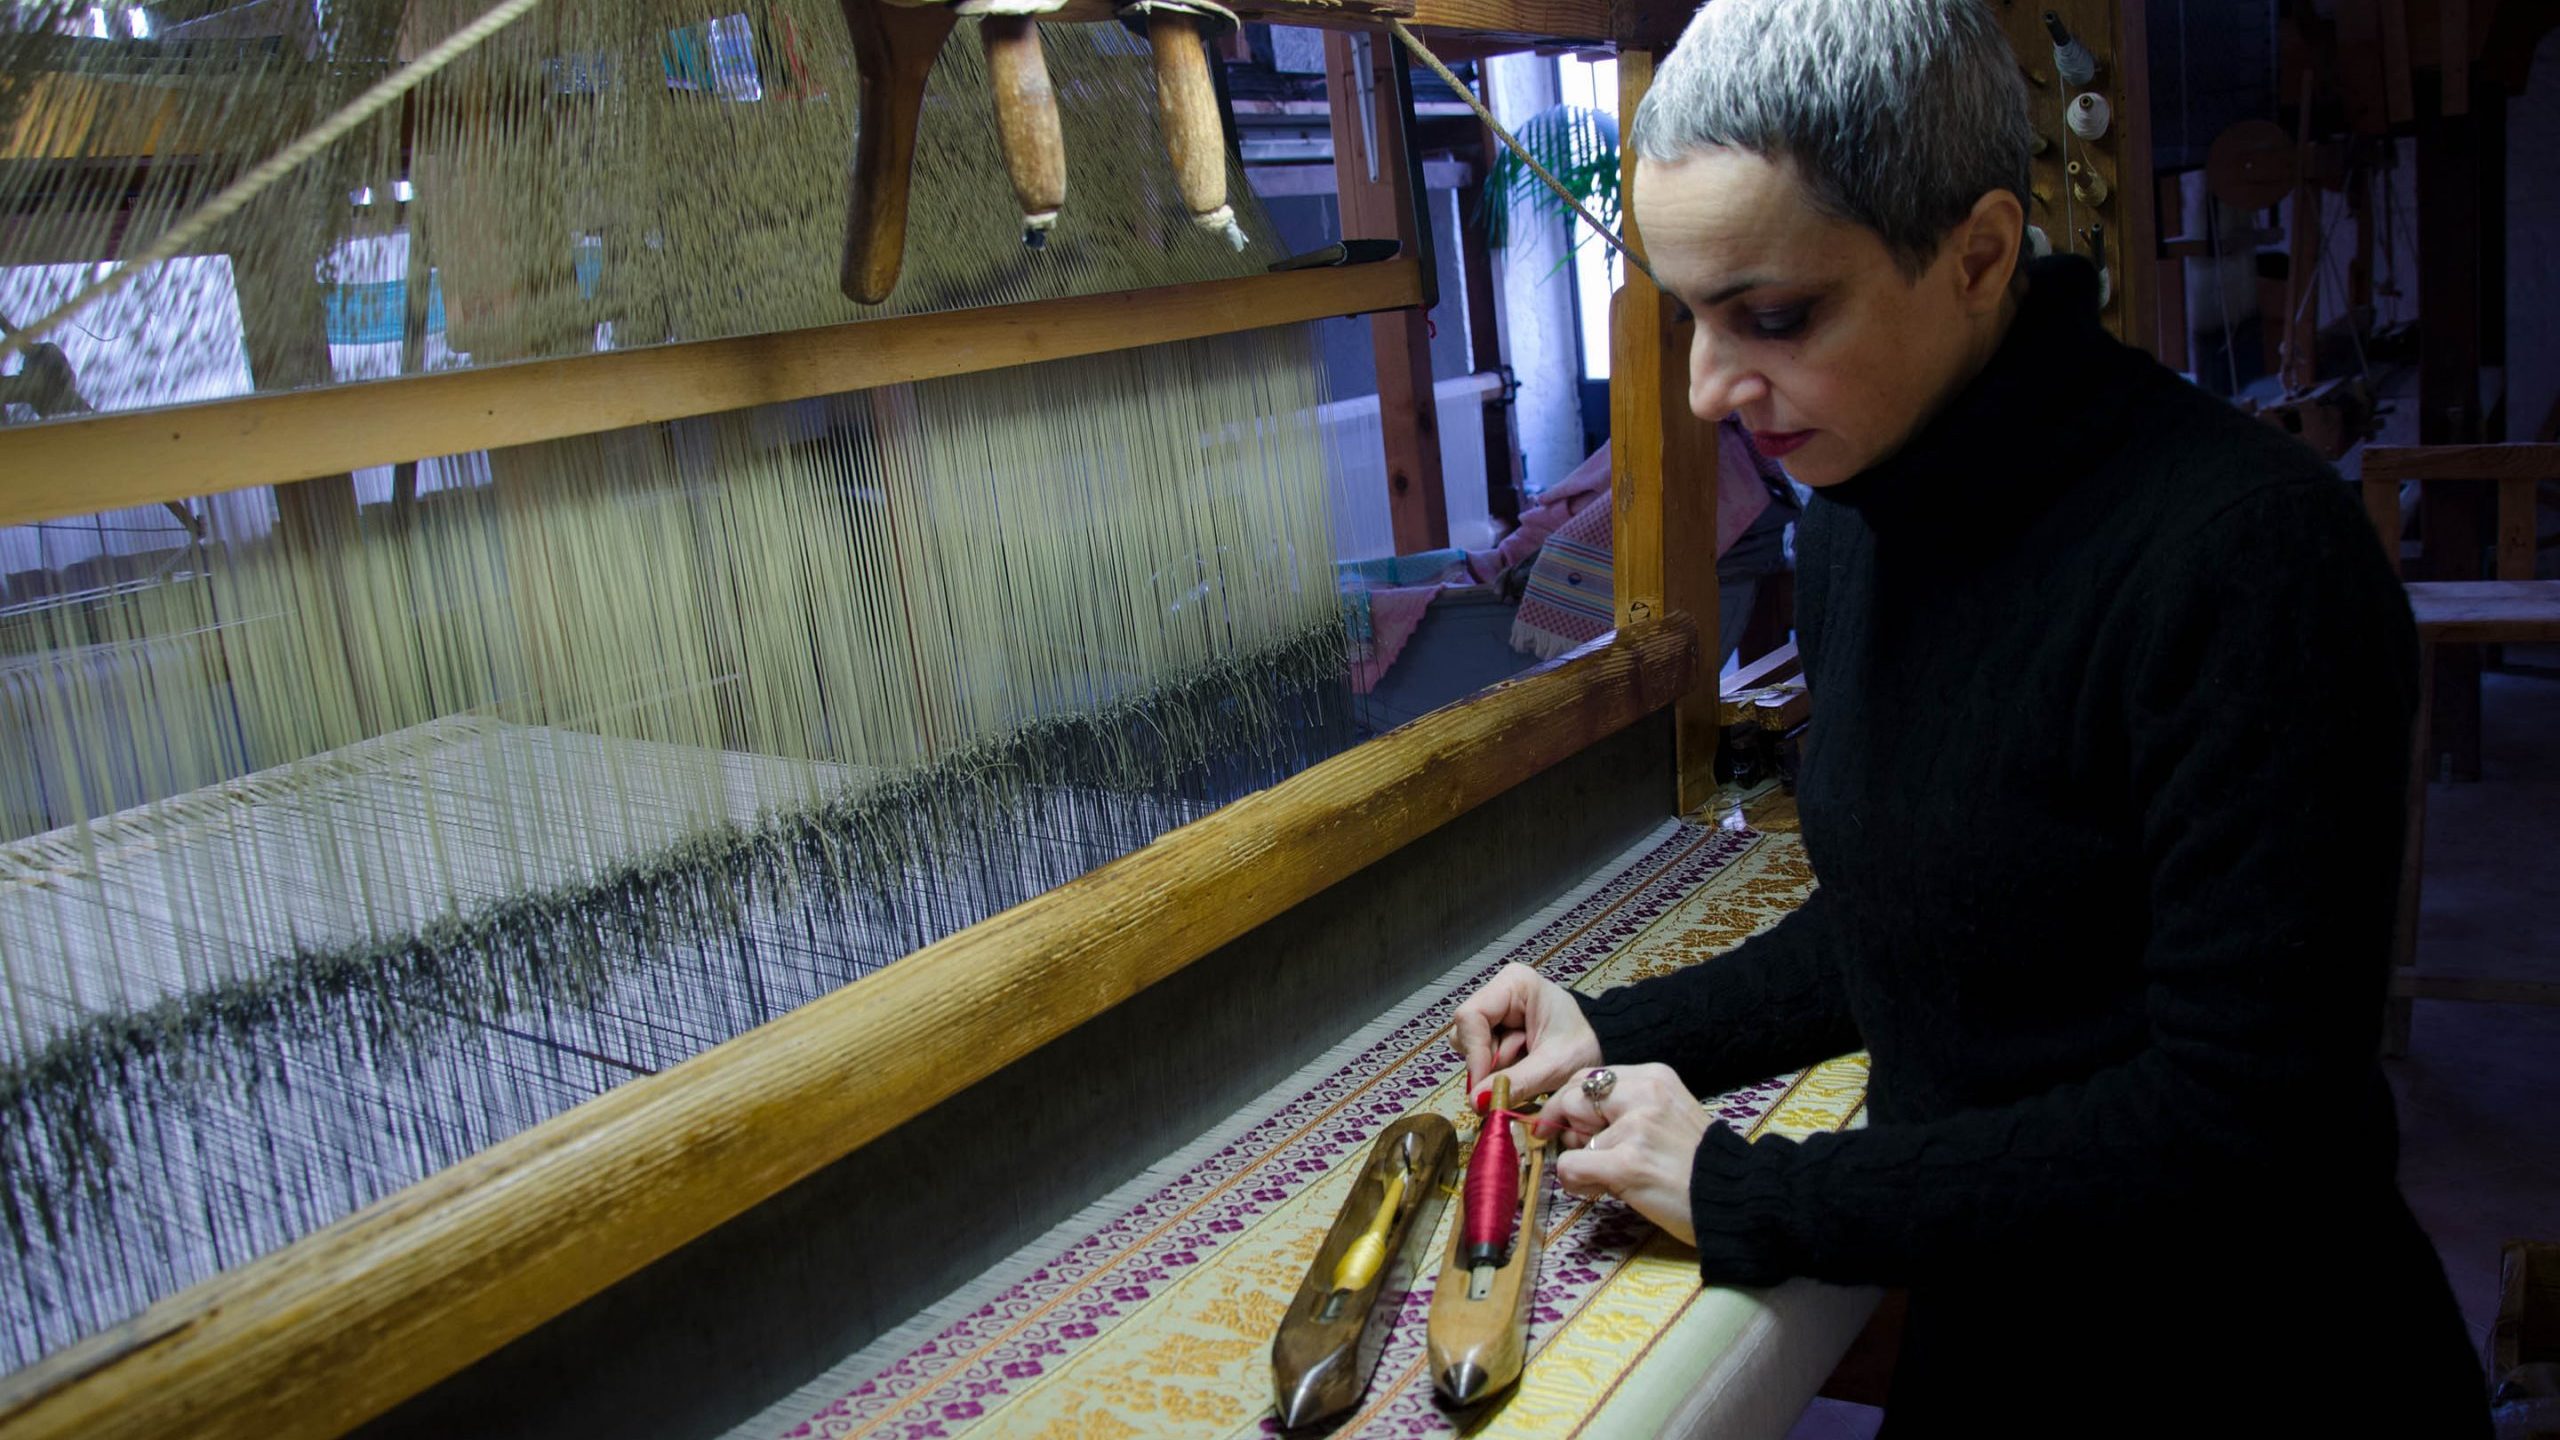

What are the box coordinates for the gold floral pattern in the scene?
[787,825,1860,1440]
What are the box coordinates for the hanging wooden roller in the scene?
[1133,0,1248,249]
[836,0,1246,301]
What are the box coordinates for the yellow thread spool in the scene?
[1330,1167,1409,1294]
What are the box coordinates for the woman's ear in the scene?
[1950,188,2025,314]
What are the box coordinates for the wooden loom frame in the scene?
[0,2,1717,1435]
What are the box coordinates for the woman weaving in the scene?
[1451,0,2486,1432]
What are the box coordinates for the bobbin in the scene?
[2068,91,2112,141]
[2067,159,2111,207]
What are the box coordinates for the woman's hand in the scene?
[1539,1064,1707,1247]
[1450,963,1601,1107]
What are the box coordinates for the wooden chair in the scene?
[2359,445,2560,1053]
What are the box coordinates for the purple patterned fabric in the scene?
[787,824,1767,1439]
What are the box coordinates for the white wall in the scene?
[1485,54,1588,496]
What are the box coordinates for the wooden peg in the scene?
[981,14,1067,246]
[839,0,959,304]
[1270,1115,1457,1429]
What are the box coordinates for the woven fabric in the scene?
[1508,493,1616,661]
[779,822,1862,1440]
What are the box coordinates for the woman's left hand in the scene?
[1537,1064,1706,1247]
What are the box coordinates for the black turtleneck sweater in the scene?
[1580,258,2485,1434]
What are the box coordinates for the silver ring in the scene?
[1580,1067,1617,1103]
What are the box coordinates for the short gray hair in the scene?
[1630,0,2032,277]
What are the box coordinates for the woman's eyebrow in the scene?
[1701,275,1778,305]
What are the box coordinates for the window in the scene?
[1557,54,1620,382]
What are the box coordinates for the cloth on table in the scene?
[1340,551,1474,696]
[1509,489,1617,660]
[771,819,1865,1440]
[1467,442,1615,586]
[1507,423,1801,662]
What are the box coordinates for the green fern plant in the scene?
[1479,104,1619,255]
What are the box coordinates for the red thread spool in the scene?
[1461,1083,1521,1269]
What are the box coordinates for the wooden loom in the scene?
[0,0,2159,1431]
[0,2,1725,1437]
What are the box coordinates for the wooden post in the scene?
[2416,62,2485,779]
[2497,479,2537,582]
[2348,162,2373,315]
[2281,70,2319,395]
[1460,96,1521,528]
[2379,0,2415,126]
[1611,50,1719,815]
[1328,28,1448,554]
[2155,173,2190,371]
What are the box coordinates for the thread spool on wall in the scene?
[2067,159,2110,207]
[2044,10,2097,88]
[2068,91,2111,141]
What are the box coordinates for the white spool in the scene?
[2067,160,2110,207]
[2055,40,2097,89]
[2068,92,2112,141]
[2027,224,2053,259]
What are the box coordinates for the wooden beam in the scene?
[2337,0,2390,134]
[2415,68,2487,778]
[2363,444,2560,483]
[1400,0,1641,48]
[2497,479,2537,581]
[1246,157,1472,197]
[2442,0,2469,116]
[1610,50,1719,815]
[1611,50,1666,636]
[0,614,1700,1440]
[0,259,1423,530]
[2380,0,2416,125]
[2405,581,2560,645]
[2391,974,2560,1007]
[2281,69,2319,394]
[2384,637,2432,1055]
[1327,28,1448,553]
[2155,173,2190,370]
[2364,476,2407,577]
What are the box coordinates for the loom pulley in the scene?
[837,0,1244,303]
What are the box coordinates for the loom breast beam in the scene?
[1426,1075,1548,1407]
[839,0,957,303]
[1271,1114,1457,1429]
[1129,0,1247,250]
